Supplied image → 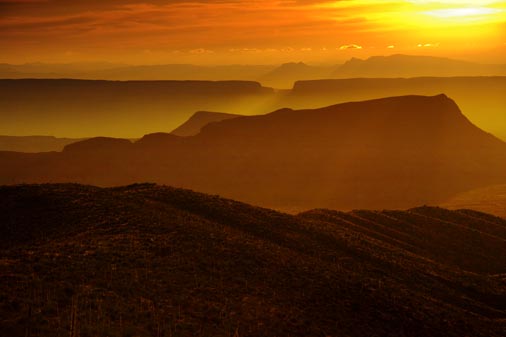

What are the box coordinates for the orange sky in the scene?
[1,0,505,64]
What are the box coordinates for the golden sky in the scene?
[1,0,505,64]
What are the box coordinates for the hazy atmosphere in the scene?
[1,0,505,64]
[1,1,505,337]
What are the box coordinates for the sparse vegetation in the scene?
[0,183,505,336]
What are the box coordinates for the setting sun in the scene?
[424,7,501,18]
[0,0,504,64]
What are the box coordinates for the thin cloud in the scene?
[339,44,363,50]
[1,0,504,63]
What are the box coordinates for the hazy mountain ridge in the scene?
[259,62,336,88]
[171,111,241,136]
[0,183,504,336]
[0,79,274,138]
[0,63,276,83]
[332,55,506,78]
[288,76,506,140]
[1,75,505,140]
[0,135,84,153]
[2,55,505,89]
[1,95,505,211]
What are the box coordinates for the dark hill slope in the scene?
[1,95,506,210]
[0,184,505,337]
[170,111,241,136]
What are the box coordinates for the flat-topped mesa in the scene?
[0,79,273,94]
[1,95,505,210]
[196,94,487,147]
[0,135,84,152]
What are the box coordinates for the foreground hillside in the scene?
[1,95,506,211]
[1,184,505,337]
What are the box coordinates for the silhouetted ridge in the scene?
[198,95,484,143]
[1,95,505,210]
[259,62,336,88]
[171,111,241,136]
[332,54,506,78]
[136,132,181,145]
[1,79,273,94]
[0,135,84,152]
[63,137,132,153]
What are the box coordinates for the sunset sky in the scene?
[1,0,505,64]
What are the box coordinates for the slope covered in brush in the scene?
[0,184,505,337]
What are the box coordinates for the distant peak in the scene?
[191,111,236,119]
[346,57,363,63]
[434,93,449,99]
[63,137,131,153]
[268,107,294,115]
[279,62,309,68]
[136,132,181,145]
[138,132,178,141]
[171,111,241,137]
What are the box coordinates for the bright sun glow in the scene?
[423,7,502,19]
[407,0,502,5]
[424,7,501,18]
[316,0,506,54]
[407,0,505,20]
[322,1,506,24]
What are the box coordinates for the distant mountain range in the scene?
[0,135,84,152]
[0,79,274,138]
[332,54,506,78]
[1,76,505,140]
[2,95,505,211]
[0,183,504,336]
[287,77,506,141]
[0,62,277,84]
[2,55,506,88]
[259,62,336,88]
